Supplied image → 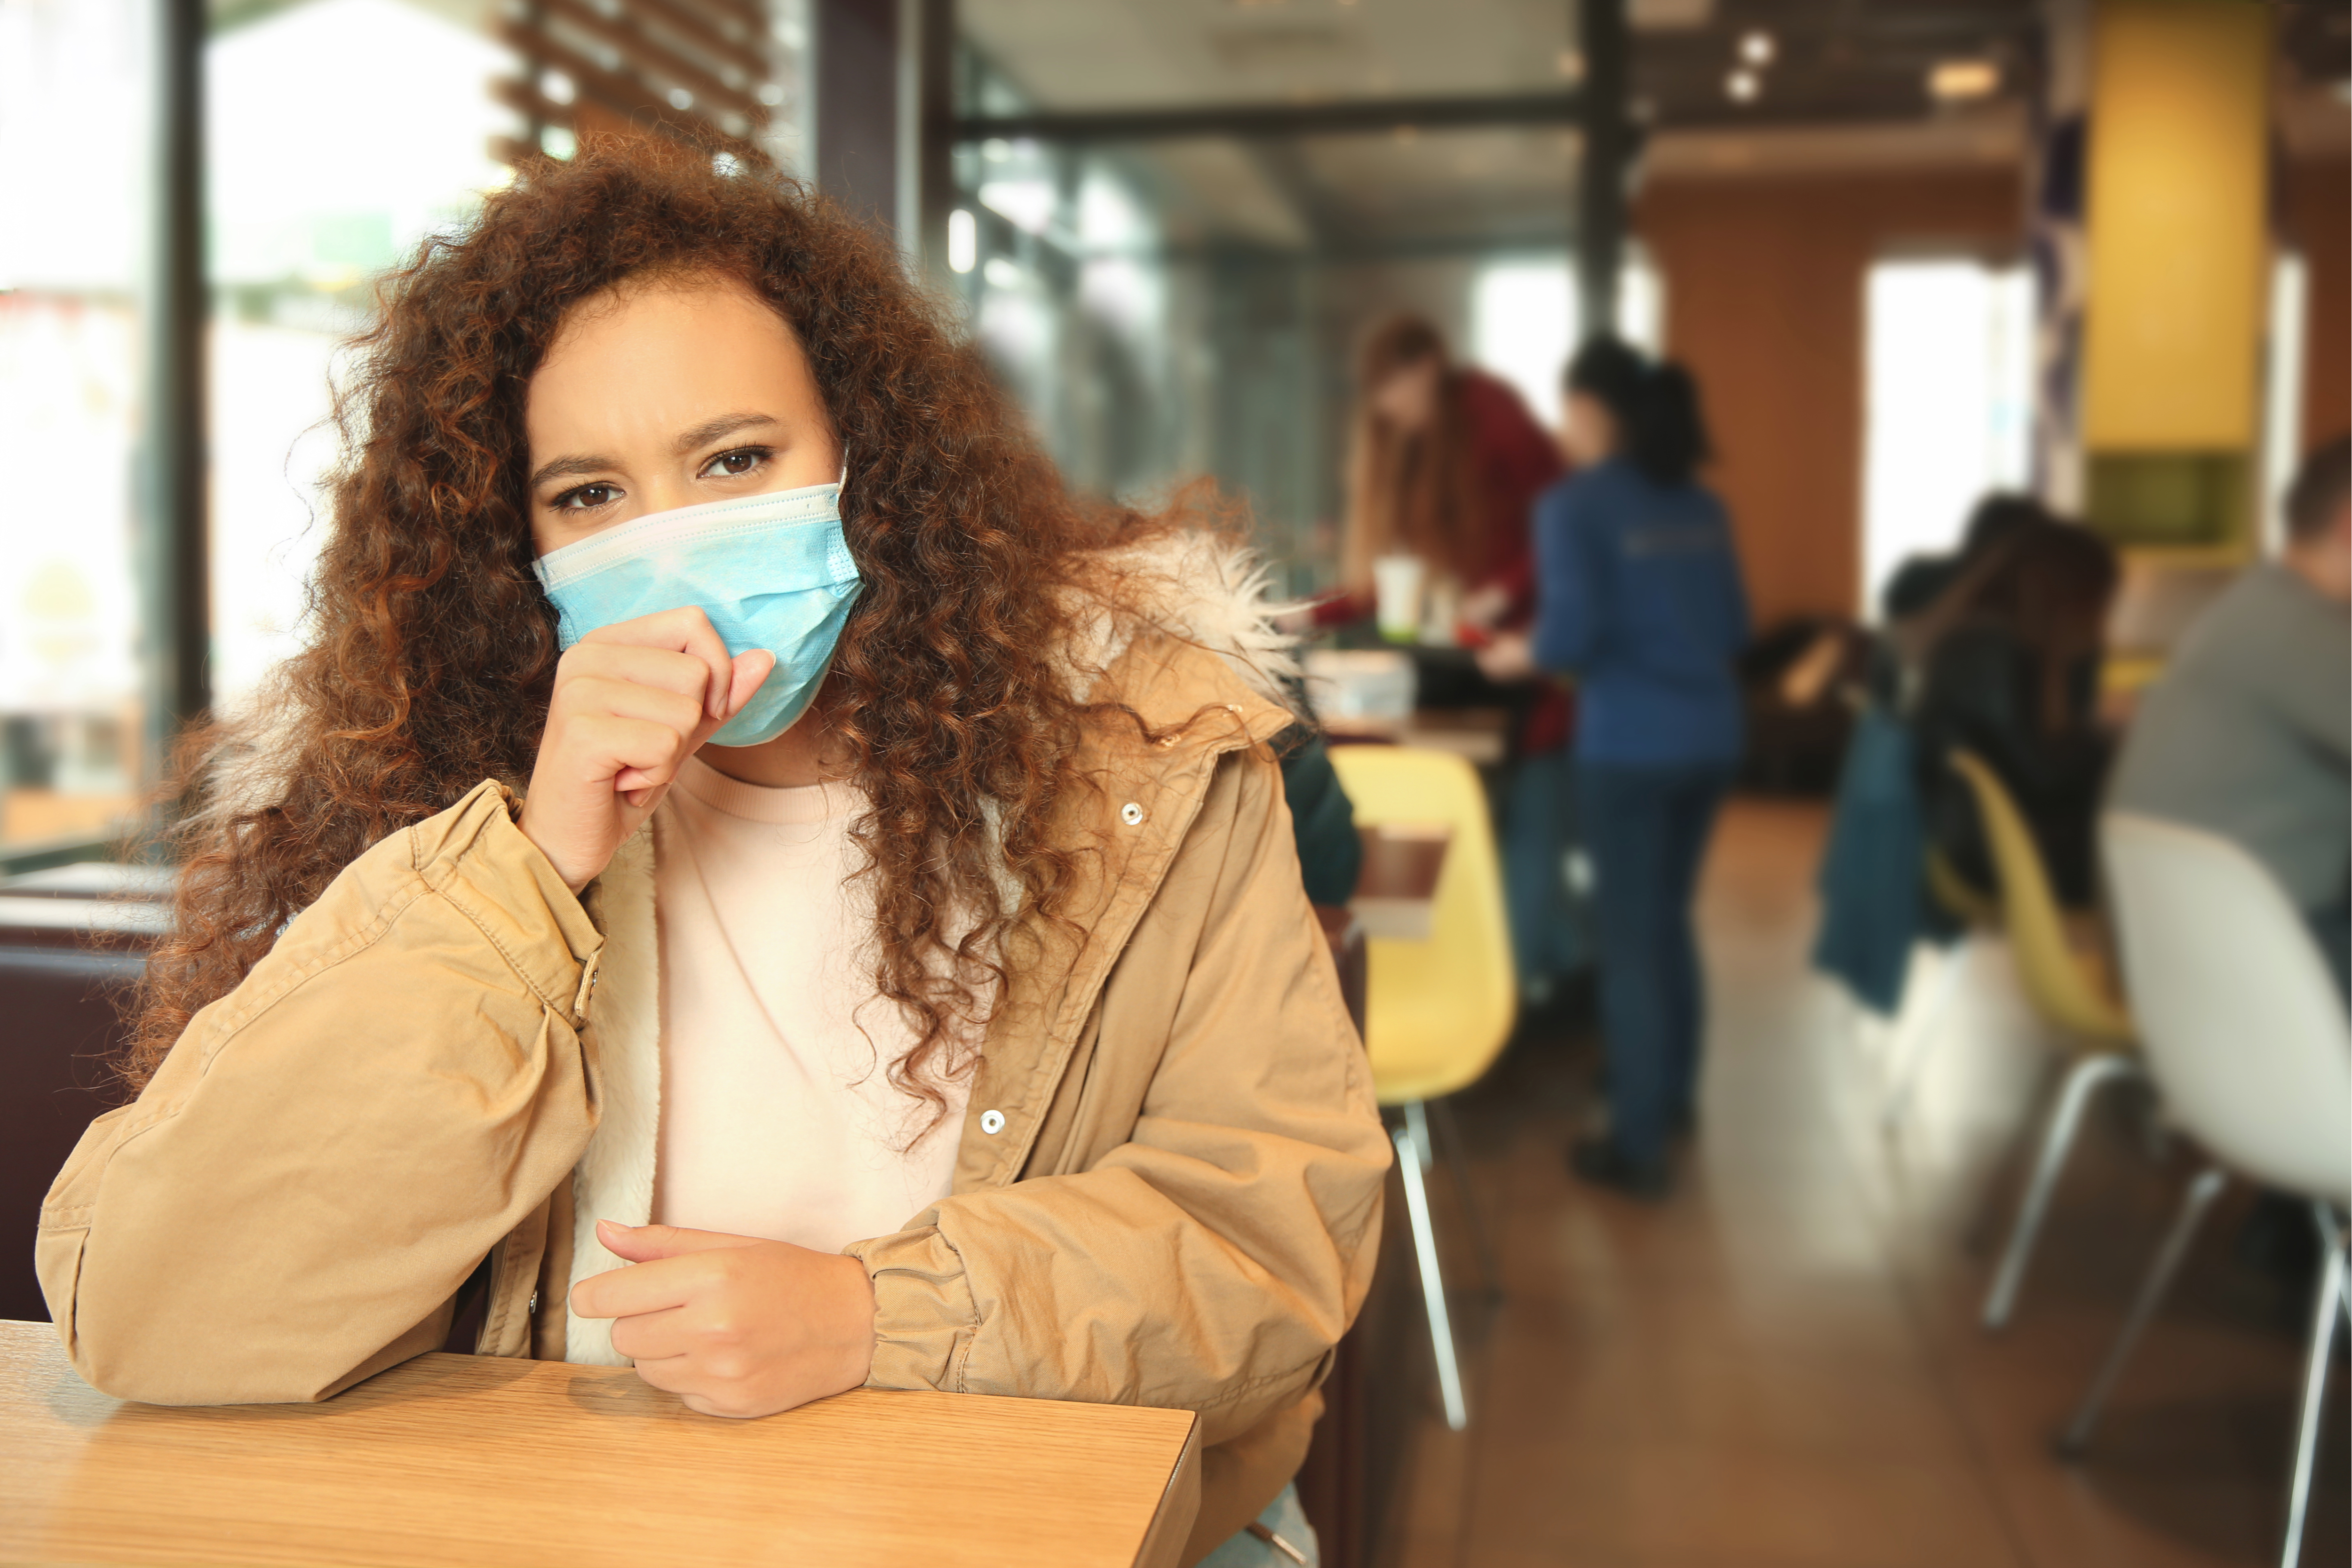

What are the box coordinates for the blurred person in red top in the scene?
[1327,314,1566,649]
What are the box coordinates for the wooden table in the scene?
[0,1320,1200,1567]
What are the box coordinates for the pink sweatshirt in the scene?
[649,756,973,1251]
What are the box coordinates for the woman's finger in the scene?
[561,674,704,738]
[621,1352,705,1399]
[565,715,690,796]
[606,1303,694,1364]
[561,642,720,713]
[568,1252,705,1322]
[581,608,735,720]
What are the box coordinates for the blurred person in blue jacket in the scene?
[1479,338,1749,1197]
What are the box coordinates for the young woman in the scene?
[1330,313,1563,641]
[38,145,1385,1567]
[1908,514,2119,908]
[1479,338,1750,1198]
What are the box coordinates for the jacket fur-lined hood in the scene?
[1057,530,1304,716]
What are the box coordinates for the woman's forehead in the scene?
[541,274,795,369]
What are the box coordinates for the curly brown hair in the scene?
[124,140,1170,1114]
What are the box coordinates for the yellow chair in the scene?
[1327,745,1516,1431]
[1945,749,2147,1331]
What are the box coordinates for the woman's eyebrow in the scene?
[674,412,779,454]
[529,453,615,490]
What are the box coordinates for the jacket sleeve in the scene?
[1275,727,1364,907]
[36,780,605,1405]
[1533,479,1605,673]
[847,749,1390,1444]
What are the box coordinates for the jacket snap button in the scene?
[980,1108,1006,1135]
[1120,802,1144,826]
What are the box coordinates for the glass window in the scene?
[1861,256,2034,617]
[2261,250,2309,556]
[1470,252,1664,429]
[207,0,524,706]
[0,0,151,848]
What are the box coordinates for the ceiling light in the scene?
[1725,68,1760,103]
[1739,30,1774,66]
[1928,59,2000,101]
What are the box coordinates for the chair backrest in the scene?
[1326,745,1516,1106]
[2101,812,2351,1205]
[1947,749,2133,1043]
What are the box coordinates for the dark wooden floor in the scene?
[1371,797,2349,1568]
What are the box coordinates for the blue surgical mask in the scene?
[532,474,863,746]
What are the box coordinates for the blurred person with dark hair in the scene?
[2110,435,2351,995]
[1907,515,2120,906]
[1879,492,2049,624]
[1480,338,1750,1197]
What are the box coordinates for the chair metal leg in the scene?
[2279,1205,2349,1568]
[1424,1097,1501,1302]
[1393,1108,1468,1431]
[1880,937,1969,1130]
[2058,1167,2227,1457]
[1982,1052,2145,1331]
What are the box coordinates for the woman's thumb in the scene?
[726,650,777,717]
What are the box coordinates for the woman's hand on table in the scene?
[1474,629,1537,683]
[1458,582,1512,631]
[519,609,775,894]
[571,1219,876,1418]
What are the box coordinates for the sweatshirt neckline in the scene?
[675,755,860,825]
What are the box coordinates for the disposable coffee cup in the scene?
[1372,555,1425,645]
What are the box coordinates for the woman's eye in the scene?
[553,483,619,512]
[706,447,768,478]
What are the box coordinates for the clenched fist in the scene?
[518,607,773,892]
[570,1220,877,1419]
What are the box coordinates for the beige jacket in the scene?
[38,547,1389,1565]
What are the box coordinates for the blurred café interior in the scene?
[0,0,2347,1565]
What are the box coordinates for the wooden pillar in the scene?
[2079,0,2272,550]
